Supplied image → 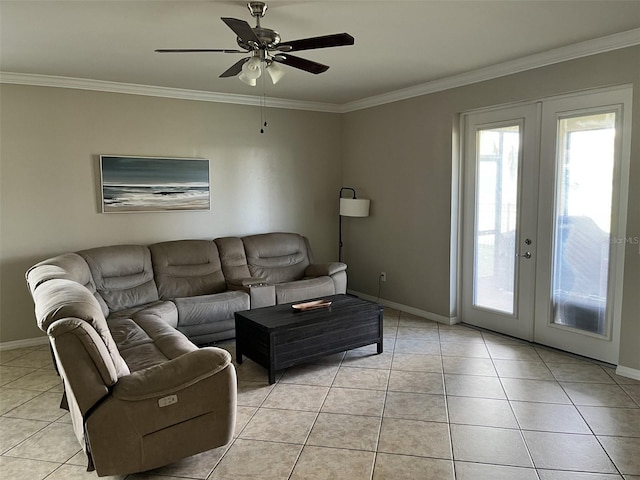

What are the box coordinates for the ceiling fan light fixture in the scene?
[266,61,285,84]
[241,56,262,82]
[156,2,355,86]
[238,72,257,86]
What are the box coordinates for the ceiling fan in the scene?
[155,1,355,86]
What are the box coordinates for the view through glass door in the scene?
[533,90,631,363]
[461,104,539,341]
[461,88,632,364]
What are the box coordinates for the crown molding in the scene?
[2,27,639,114]
[0,72,343,113]
[339,27,640,113]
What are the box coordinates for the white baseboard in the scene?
[615,365,640,381]
[0,336,49,351]
[348,290,457,325]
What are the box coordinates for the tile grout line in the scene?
[0,361,73,463]
[541,346,629,477]
[564,365,626,478]
[283,332,345,480]
[440,322,458,480]
[207,342,268,480]
[486,331,542,480]
[369,308,401,480]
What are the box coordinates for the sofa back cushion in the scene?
[79,245,159,312]
[27,253,92,293]
[33,278,130,379]
[242,233,312,284]
[215,236,251,282]
[149,240,227,298]
[26,253,110,318]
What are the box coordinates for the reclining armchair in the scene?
[30,275,237,477]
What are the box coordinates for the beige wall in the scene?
[2,46,638,371]
[342,46,640,370]
[0,85,343,343]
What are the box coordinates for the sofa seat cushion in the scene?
[108,301,178,329]
[174,291,249,327]
[109,318,154,352]
[118,342,172,373]
[177,321,235,343]
[275,277,335,304]
[109,315,197,373]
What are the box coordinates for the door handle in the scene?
[516,252,532,259]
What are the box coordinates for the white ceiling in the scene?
[2,0,640,107]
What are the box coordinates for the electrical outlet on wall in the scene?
[380,272,387,282]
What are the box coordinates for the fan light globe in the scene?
[241,56,262,80]
[266,62,285,84]
[238,73,257,86]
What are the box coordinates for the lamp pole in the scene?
[339,187,357,262]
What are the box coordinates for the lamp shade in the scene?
[340,198,370,217]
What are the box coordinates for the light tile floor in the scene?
[1,308,640,479]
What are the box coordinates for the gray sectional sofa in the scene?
[26,232,347,476]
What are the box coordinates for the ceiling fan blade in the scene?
[277,33,354,52]
[219,57,250,78]
[221,17,260,46]
[272,54,329,74]
[155,48,246,53]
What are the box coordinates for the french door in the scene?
[461,103,540,340]
[461,88,632,364]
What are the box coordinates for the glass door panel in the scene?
[461,103,538,341]
[551,113,616,336]
[534,87,631,364]
[474,126,520,314]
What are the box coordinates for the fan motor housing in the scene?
[237,27,281,50]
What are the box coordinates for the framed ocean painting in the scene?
[100,155,210,213]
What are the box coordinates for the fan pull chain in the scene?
[260,71,268,134]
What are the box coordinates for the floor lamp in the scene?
[339,187,370,262]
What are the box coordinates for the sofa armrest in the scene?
[305,262,347,277]
[225,277,275,308]
[227,276,268,288]
[112,347,231,401]
[247,283,275,308]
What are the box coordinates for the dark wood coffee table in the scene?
[234,294,383,384]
